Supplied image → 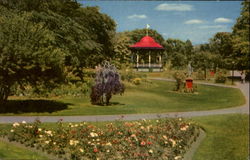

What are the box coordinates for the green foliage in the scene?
[173,71,186,92]
[113,33,132,67]
[0,6,65,103]
[209,32,234,69]
[231,1,250,70]
[214,70,228,83]
[165,38,194,69]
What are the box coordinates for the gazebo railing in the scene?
[134,64,162,68]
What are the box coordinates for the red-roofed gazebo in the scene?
[130,36,164,72]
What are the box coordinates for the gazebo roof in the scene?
[129,36,164,49]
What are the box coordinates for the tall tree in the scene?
[231,1,250,70]
[0,7,65,103]
[209,32,233,69]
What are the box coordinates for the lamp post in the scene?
[232,61,235,85]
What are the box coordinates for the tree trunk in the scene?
[204,67,207,80]
[0,85,10,105]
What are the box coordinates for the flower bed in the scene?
[5,118,200,160]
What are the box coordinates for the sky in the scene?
[80,1,242,45]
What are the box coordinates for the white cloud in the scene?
[184,19,204,24]
[155,3,193,11]
[214,17,233,23]
[199,25,226,29]
[127,14,147,19]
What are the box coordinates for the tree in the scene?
[192,51,215,79]
[90,61,125,105]
[0,7,65,103]
[209,32,233,69]
[231,1,250,70]
[165,38,192,69]
[113,33,132,67]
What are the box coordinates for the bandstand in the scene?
[129,36,164,72]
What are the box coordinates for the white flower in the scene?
[106,142,112,146]
[163,135,168,140]
[45,141,50,144]
[174,156,182,160]
[74,124,78,127]
[13,122,20,127]
[149,149,153,154]
[39,135,43,138]
[140,126,145,130]
[142,119,146,122]
[69,140,74,145]
[156,120,159,123]
[169,139,176,147]
[38,128,42,131]
[178,118,182,121]
[106,150,110,153]
[90,132,98,137]
[180,125,189,131]
[10,129,14,132]
[79,148,84,153]
[69,140,79,146]
[22,121,26,124]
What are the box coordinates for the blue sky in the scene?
[80,1,242,45]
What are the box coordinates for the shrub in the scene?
[215,73,227,83]
[90,61,125,105]
[132,78,142,85]
[173,71,186,92]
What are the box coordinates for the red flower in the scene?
[147,141,152,145]
[140,141,146,146]
[93,148,98,153]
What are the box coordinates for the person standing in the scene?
[241,71,246,83]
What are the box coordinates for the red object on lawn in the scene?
[129,36,164,49]
[186,78,193,89]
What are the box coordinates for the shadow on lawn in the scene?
[0,100,70,114]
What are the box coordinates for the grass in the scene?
[192,114,249,160]
[0,139,47,159]
[0,114,248,159]
[1,80,245,116]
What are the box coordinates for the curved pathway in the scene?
[0,79,248,123]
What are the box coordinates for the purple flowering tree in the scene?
[90,61,125,105]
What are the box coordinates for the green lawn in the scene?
[1,80,245,116]
[192,114,249,160]
[0,139,47,159]
[0,114,248,159]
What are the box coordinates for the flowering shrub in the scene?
[132,78,142,85]
[6,118,200,160]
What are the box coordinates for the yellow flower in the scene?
[174,156,182,160]
[10,129,14,132]
[169,139,176,147]
[148,149,153,154]
[45,141,50,144]
[106,142,112,146]
[79,148,84,153]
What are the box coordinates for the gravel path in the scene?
[0,80,248,123]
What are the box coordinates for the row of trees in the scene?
[114,1,249,75]
[0,0,249,103]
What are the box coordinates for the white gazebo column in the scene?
[148,52,151,70]
[159,55,162,67]
[136,54,139,68]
